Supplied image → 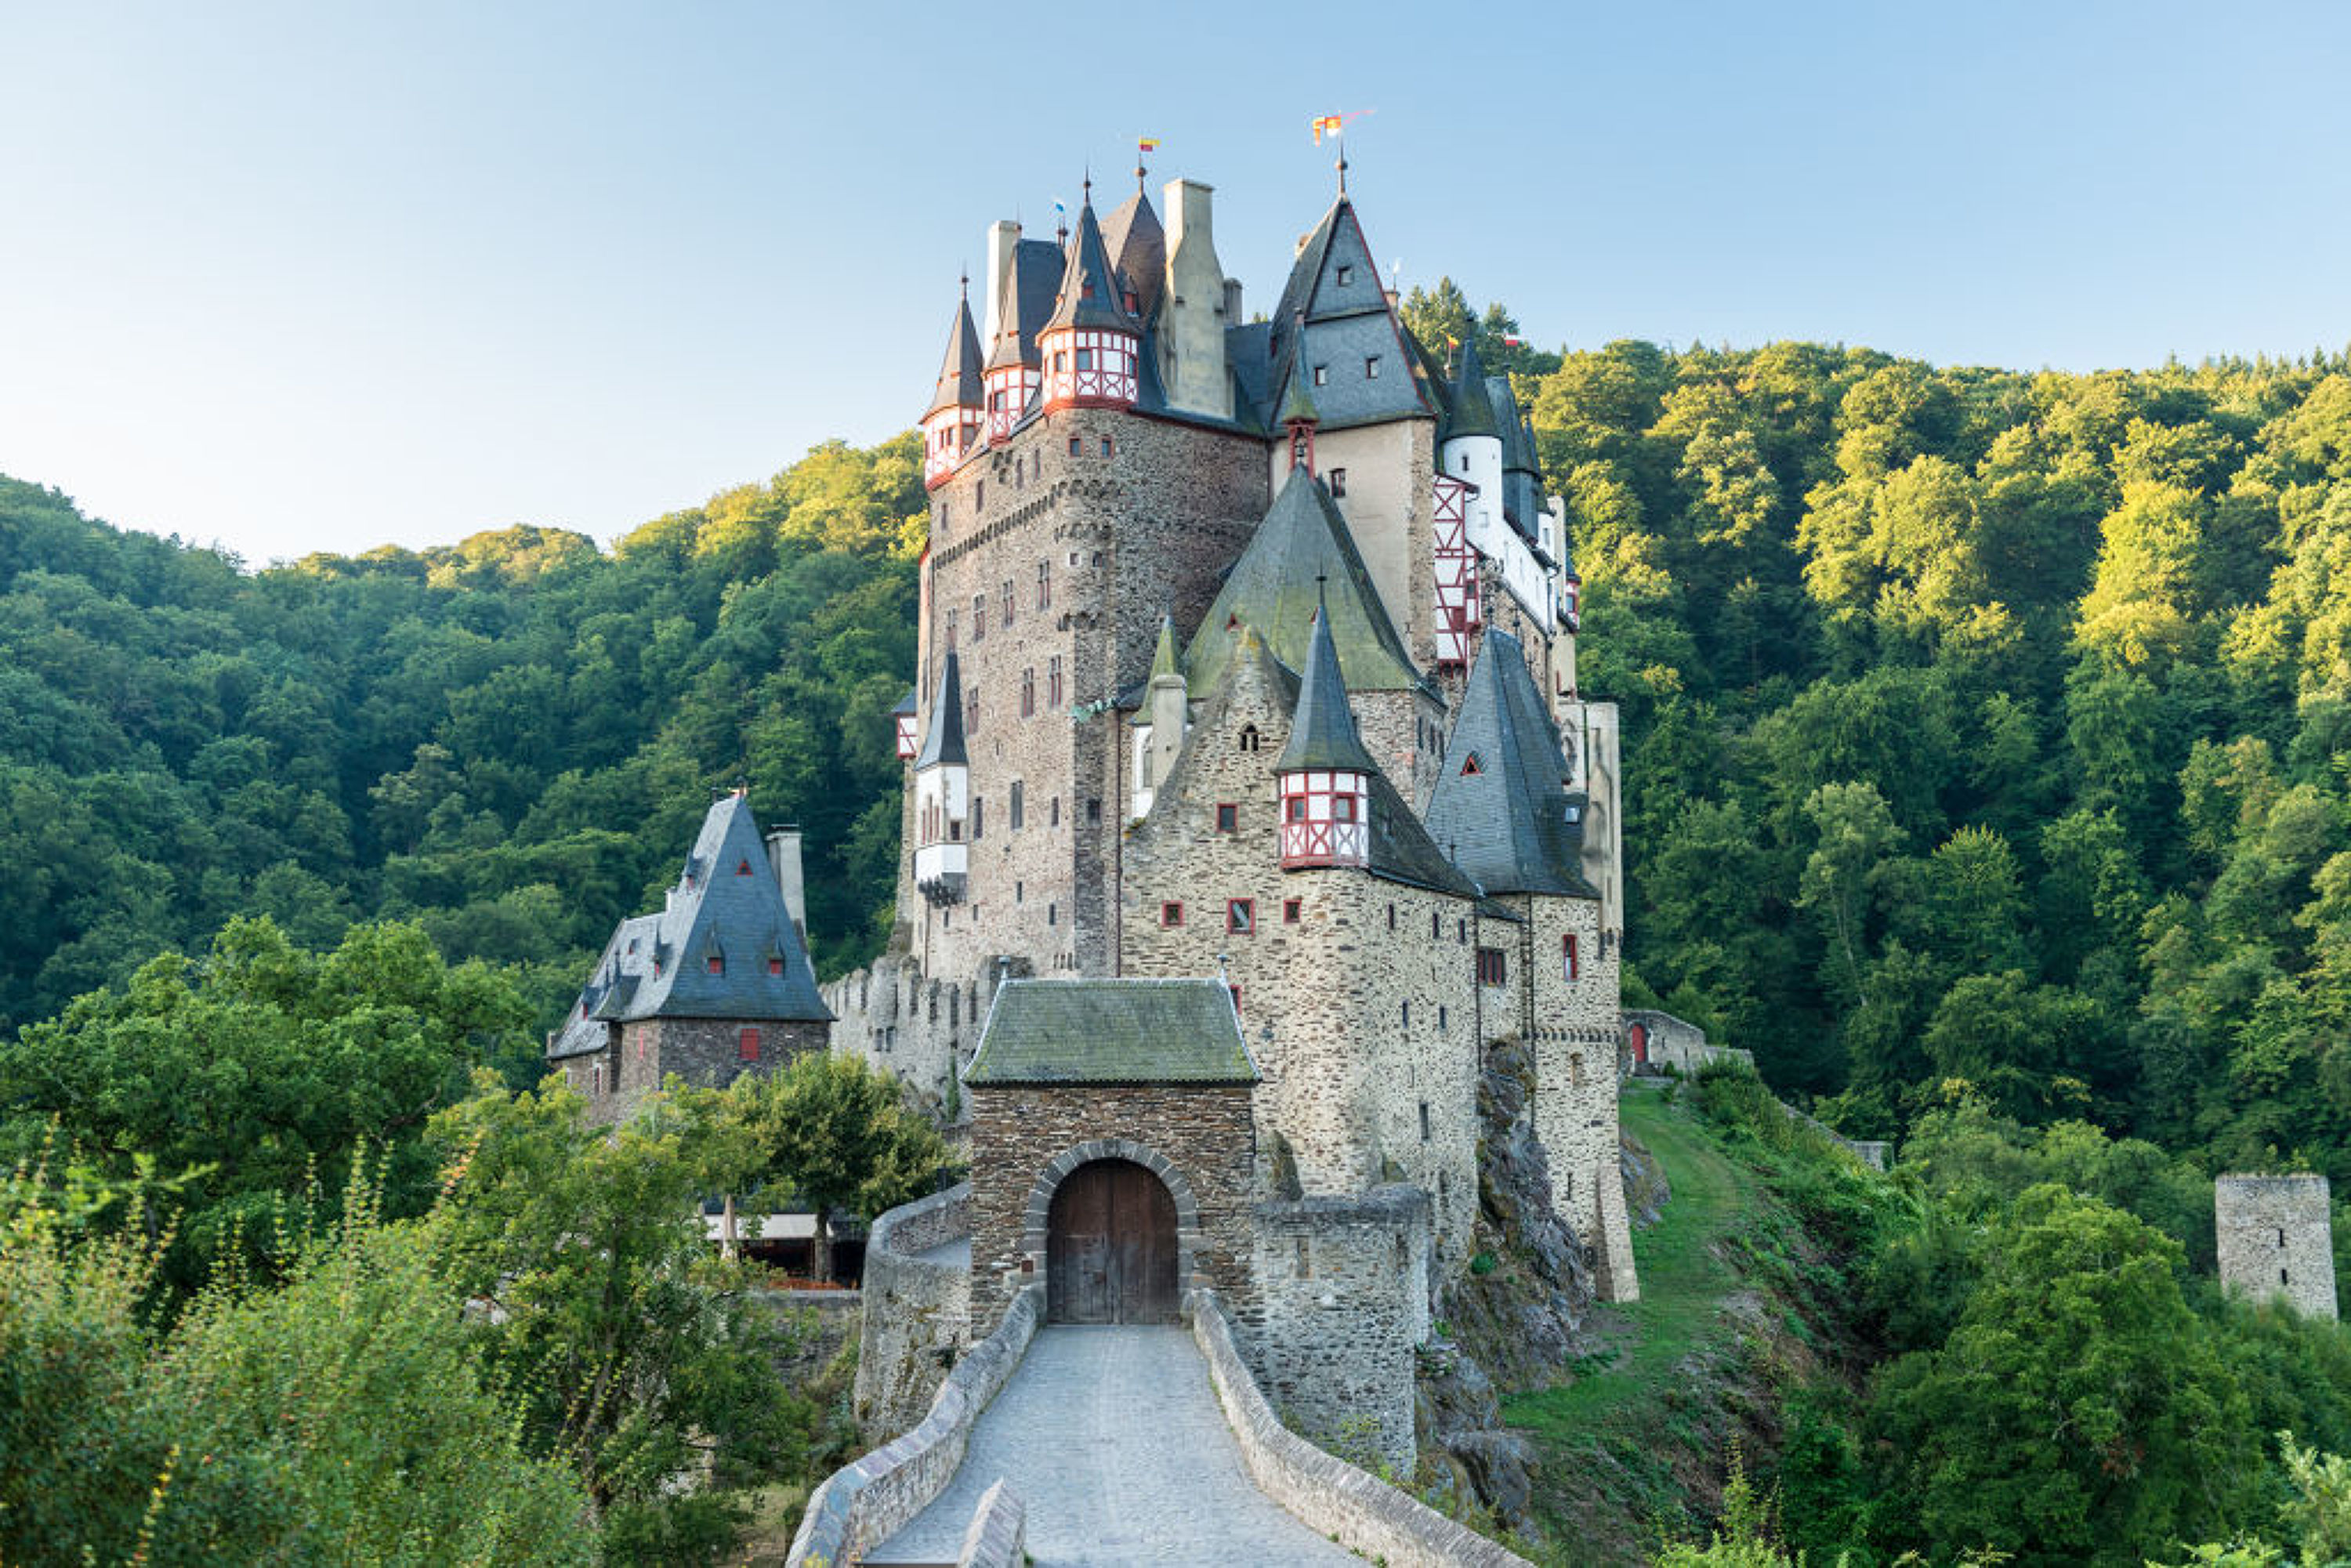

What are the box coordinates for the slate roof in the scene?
[1447,339,1502,440]
[925,290,984,418]
[1101,187,1165,323]
[1184,465,1426,697]
[1043,202,1139,335]
[1276,596,1378,773]
[1422,631,1600,900]
[984,237,1065,372]
[893,686,917,718]
[548,792,831,1059]
[915,651,967,770]
[1261,199,1433,434]
[964,978,1259,1086]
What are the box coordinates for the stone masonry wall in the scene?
[915,407,1266,990]
[852,1182,974,1442]
[2217,1173,2338,1320]
[563,1016,827,1126]
[1117,652,1482,1271]
[1523,893,1636,1301]
[1244,1186,1431,1473]
[825,952,1028,1121]
[965,1082,1257,1316]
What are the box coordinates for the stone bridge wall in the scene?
[1241,1186,1430,1475]
[851,1182,973,1443]
[1188,1289,1531,1568]
[789,1282,1043,1568]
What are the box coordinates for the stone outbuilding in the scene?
[2216,1172,2338,1320]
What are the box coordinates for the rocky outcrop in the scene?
[1621,1127,1671,1229]
[1416,1041,1601,1527]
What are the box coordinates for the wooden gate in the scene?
[1046,1158,1179,1324]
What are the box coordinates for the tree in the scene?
[1868,1185,2259,1564]
[426,1074,818,1562]
[705,1051,949,1286]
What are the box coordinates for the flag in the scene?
[1502,335,1525,347]
[1311,114,1343,145]
[1137,136,1161,153]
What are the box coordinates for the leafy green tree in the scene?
[1868,1185,2259,1565]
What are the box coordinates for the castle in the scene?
[821,165,1638,1466]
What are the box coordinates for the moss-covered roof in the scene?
[964,979,1259,1086]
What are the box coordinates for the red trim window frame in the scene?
[1161,900,1184,927]
[1563,933,1581,981]
[737,1027,760,1063]
[1282,898,1302,925]
[1215,802,1238,834]
[1476,947,1508,985]
[706,955,723,975]
[1226,899,1255,935]
[768,957,784,976]
[1228,983,1242,1014]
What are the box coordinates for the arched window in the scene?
[1239,723,1260,752]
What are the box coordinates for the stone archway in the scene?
[1020,1138,1204,1322]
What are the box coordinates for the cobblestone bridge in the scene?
[860,1325,1359,1566]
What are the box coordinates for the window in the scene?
[1227,899,1254,934]
[973,593,986,641]
[965,685,980,735]
[1239,724,1261,752]
[1047,655,1063,708]
[1365,354,1381,378]
[735,857,753,875]
[590,1060,604,1097]
[1001,580,1014,628]
[1461,752,1483,777]
[1161,900,1183,927]
[1328,467,1346,498]
[1458,918,1467,943]
[1336,264,1353,286]
[1312,363,1329,387]
[1010,780,1024,830]
[1401,1000,1411,1028]
[1021,668,1036,718]
[1069,435,1081,455]
[737,1027,760,1063]
[1476,947,1508,985]
[707,955,723,975]
[1048,903,1056,925]
[973,795,984,838]
[1100,436,1114,457]
[1050,795,1061,827]
[1015,880,1023,903]
[1229,983,1242,1013]
[1387,903,1396,931]
[945,610,958,650]
[768,957,784,976]
[977,479,987,505]
[1285,796,1306,821]
[1037,559,1051,610]
[1419,1101,1432,1141]
[1075,347,1095,371]
[1563,933,1581,981]
[1283,898,1302,924]
[1438,1004,1447,1031]
[1432,910,1441,940]
[1088,798,1102,823]
[1215,803,1238,833]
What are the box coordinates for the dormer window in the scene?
[735,858,753,875]
[1461,753,1483,777]
[1365,355,1381,378]
[768,956,784,976]
[707,956,723,975]
[1336,265,1353,286]
[1312,364,1329,387]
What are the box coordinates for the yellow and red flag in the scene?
[1138,136,1161,153]
[1312,110,1371,145]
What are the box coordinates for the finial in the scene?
[1336,154,1348,197]
[959,269,969,300]
[1082,165,1092,206]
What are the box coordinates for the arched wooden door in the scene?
[1046,1158,1179,1324]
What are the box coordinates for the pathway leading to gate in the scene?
[860,1325,1360,1567]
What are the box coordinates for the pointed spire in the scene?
[1277,371,1321,430]
[1447,337,1502,440]
[915,651,968,770]
[1277,583,1378,773]
[1150,613,1182,682]
[925,282,986,417]
[1044,198,1138,334]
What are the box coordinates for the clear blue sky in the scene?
[3,0,2346,565]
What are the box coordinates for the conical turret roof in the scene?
[915,651,968,770]
[1150,613,1182,680]
[1184,465,1425,697]
[1423,630,1599,899]
[1045,201,1139,335]
[1277,371,1321,428]
[1276,592,1378,773]
[925,288,984,418]
[1446,339,1502,440]
[984,236,1063,372]
[1102,187,1165,321]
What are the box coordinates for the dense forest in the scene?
[5,320,2351,1563]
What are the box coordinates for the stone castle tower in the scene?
[2216,1172,2338,1320]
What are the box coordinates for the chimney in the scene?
[765,827,806,947]
[981,219,1019,346]
[1223,277,1243,323]
[1161,179,1230,417]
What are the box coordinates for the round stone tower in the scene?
[2215,1172,2338,1320]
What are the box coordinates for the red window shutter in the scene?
[738,1027,760,1062]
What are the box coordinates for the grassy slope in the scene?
[1501,1081,1860,1565]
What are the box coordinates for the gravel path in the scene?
[863,1325,1359,1566]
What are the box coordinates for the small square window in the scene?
[1161,901,1184,927]
[1215,802,1238,833]
[768,957,783,976]
[1336,264,1353,286]
[1365,354,1381,378]
[1283,898,1302,925]
[1227,899,1254,934]
[707,955,723,975]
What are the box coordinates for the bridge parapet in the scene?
[852,1182,974,1442]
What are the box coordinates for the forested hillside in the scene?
[9,332,2351,1197]
[0,439,922,1035]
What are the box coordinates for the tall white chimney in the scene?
[981,219,1020,346]
[1162,179,1230,417]
[765,827,806,947]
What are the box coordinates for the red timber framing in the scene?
[1040,328,1139,408]
[922,411,980,486]
[1432,474,1477,666]
[984,364,1040,445]
[1277,768,1369,867]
